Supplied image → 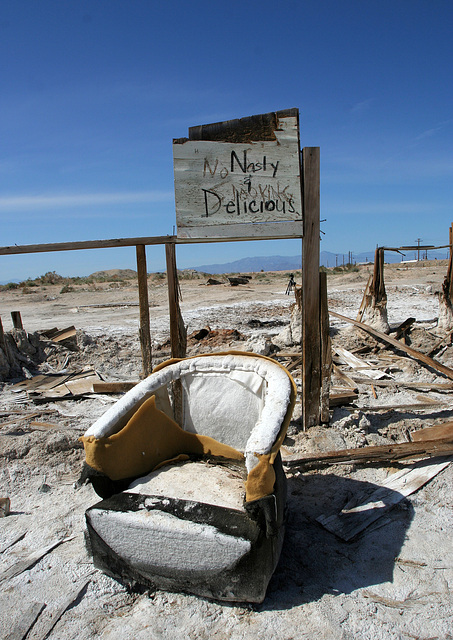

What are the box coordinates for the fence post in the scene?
[136,245,152,377]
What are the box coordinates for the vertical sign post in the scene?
[302,147,321,429]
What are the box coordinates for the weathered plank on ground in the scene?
[316,457,451,541]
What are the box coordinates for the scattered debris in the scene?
[31,576,93,640]
[228,276,251,286]
[0,496,10,517]
[316,457,451,541]
[333,345,389,380]
[39,326,77,343]
[4,601,46,640]
[0,532,26,554]
[284,438,453,468]
[0,536,75,585]
[331,310,453,380]
[10,368,104,401]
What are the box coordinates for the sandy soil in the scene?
[1,260,452,639]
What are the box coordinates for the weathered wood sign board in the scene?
[173,109,303,239]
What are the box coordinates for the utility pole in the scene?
[416,238,422,261]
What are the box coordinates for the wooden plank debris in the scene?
[330,310,453,381]
[40,326,76,342]
[0,532,26,554]
[410,421,453,442]
[316,457,451,541]
[356,400,446,413]
[329,390,359,407]
[332,364,358,391]
[349,377,453,392]
[10,369,103,400]
[0,536,74,585]
[284,437,453,468]
[333,345,388,380]
[4,602,46,640]
[29,422,62,431]
[0,496,11,517]
[392,317,415,341]
[32,576,92,640]
[92,381,138,393]
[356,274,373,322]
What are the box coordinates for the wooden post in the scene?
[371,247,386,303]
[450,222,453,258]
[0,317,10,361]
[165,242,187,426]
[165,242,187,359]
[302,147,321,429]
[11,311,23,330]
[136,245,152,377]
[320,271,331,423]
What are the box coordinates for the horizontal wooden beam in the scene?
[0,231,301,256]
[284,436,453,468]
[0,236,176,256]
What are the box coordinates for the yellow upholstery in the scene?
[244,454,276,503]
[80,395,243,482]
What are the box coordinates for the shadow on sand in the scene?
[262,472,414,610]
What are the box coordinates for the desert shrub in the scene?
[40,271,65,285]
[19,278,38,288]
[60,284,74,294]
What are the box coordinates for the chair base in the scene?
[85,456,287,603]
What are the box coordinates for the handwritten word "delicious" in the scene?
[202,189,295,217]
[203,150,280,180]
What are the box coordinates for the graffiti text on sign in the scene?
[202,183,296,218]
[203,150,280,180]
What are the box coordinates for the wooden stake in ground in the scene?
[438,250,453,331]
[361,247,390,333]
[11,311,24,330]
[136,244,152,377]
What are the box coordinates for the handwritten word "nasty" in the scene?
[203,150,279,180]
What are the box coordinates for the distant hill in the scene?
[192,249,449,274]
[192,255,302,274]
[89,268,137,279]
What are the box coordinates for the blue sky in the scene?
[0,0,452,280]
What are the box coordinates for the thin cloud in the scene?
[325,200,450,216]
[0,190,174,211]
[350,98,374,114]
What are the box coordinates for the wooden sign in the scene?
[173,109,303,239]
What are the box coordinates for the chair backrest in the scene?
[175,358,266,450]
[85,353,295,466]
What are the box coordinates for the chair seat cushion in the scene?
[127,460,247,512]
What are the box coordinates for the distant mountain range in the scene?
[192,249,449,274]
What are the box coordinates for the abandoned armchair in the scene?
[80,351,296,603]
